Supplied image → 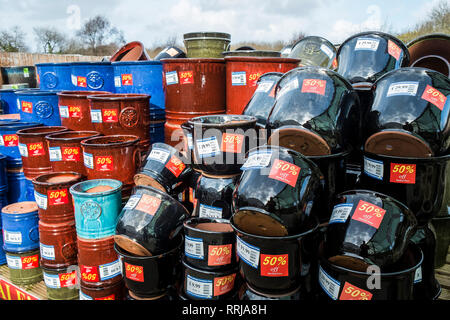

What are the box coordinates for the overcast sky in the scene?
[0,0,446,51]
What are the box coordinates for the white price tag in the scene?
[255,81,274,93]
[114,76,121,87]
[44,272,61,288]
[71,75,77,86]
[241,150,273,170]
[414,266,422,283]
[18,143,28,157]
[165,71,178,85]
[148,147,170,163]
[124,194,141,210]
[6,255,22,269]
[0,135,4,146]
[231,72,247,86]
[90,109,102,123]
[236,236,260,269]
[49,147,62,162]
[355,38,380,51]
[40,243,55,260]
[34,191,48,210]
[99,260,122,280]
[59,106,69,118]
[23,68,30,78]
[199,204,223,219]
[364,156,384,181]
[196,136,220,158]
[186,275,213,299]
[185,236,204,260]
[319,265,341,300]
[387,82,419,97]
[83,152,94,169]
[329,204,353,224]
[4,230,22,244]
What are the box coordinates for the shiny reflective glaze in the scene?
[289,36,336,68]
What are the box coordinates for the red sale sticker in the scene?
[390,163,416,184]
[165,155,186,178]
[135,194,161,216]
[95,156,113,171]
[62,147,81,162]
[77,76,87,88]
[248,72,263,87]
[421,85,447,111]
[95,294,115,300]
[121,74,133,86]
[21,101,33,113]
[339,282,373,300]
[179,71,194,84]
[387,40,401,61]
[27,142,45,156]
[260,254,289,277]
[80,265,100,283]
[301,79,326,95]
[3,134,18,147]
[59,271,77,288]
[213,274,236,296]
[21,255,39,269]
[68,105,82,118]
[125,262,144,282]
[208,244,232,266]
[48,189,69,206]
[332,58,338,69]
[221,133,244,153]
[352,200,386,229]
[268,159,301,187]
[102,109,119,122]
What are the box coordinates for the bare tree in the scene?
[0,26,28,52]
[429,0,450,31]
[33,27,66,53]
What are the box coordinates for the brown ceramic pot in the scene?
[80,279,126,300]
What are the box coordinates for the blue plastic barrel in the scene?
[112,61,165,115]
[0,89,20,114]
[70,62,114,92]
[70,179,122,239]
[7,168,35,204]
[0,121,42,168]
[1,201,39,252]
[149,120,165,144]
[36,63,73,91]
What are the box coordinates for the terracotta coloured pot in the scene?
[16,126,68,179]
[57,91,110,131]
[46,131,101,175]
[224,56,300,114]
[110,41,150,62]
[80,279,126,300]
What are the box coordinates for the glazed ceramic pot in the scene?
[222,50,281,57]
[110,41,150,62]
[183,32,231,58]
[5,248,42,285]
[288,36,337,69]
[42,265,79,300]
[154,46,186,60]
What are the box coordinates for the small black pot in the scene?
[183,217,237,271]
[153,46,186,61]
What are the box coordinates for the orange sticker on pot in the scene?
[68,105,82,118]
[3,134,18,147]
[122,74,133,86]
[95,156,113,171]
[95,294,115,300]
[77,76,87,88]
[102,109,118,122]
[390,163,416,184]
[179,71,194,84]
[62,147,81,162]
[352,200,386,229]
[221,133,244,153]
[48,189,69,206]
[248,72,263,87]
[268,159,300,187]
[59,271,77,287]
[21,255,39,269]
[301,79,326,95]
[80,265,99,282]
[421,85,447,111]
[387,40,401,61]
[27,142,45,156]
[125,262,144,282]
[208,244,232,266]
[214,274,236,296]
[165,155,186,178]
[21,101,33,113]
[135,194,161,216]
[260,254,289,277]
[339,282,373,300]
[332,58,338,69]
[268,85,276,97]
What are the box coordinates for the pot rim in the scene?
[363,149,450,162]
[290,36,336,54]
[80,135,140,148]
[87,93,150,101]
[132,185,190,217]
[183,217,234,235]
[407,33,450,48]
[15,90,61,96]
[69,178,122,197]
[371,66,450,87]
[0,122,42,130]
[160,58,225,64]
[41,264,78,273]
[16,126,67,137]
[32,171,84,187]
[181,258,239,276]
[45,131,101,142]
[223,56,301,63]
[187,114,257,127]
[57,90,111,98]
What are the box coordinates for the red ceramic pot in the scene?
[110,41,150,62]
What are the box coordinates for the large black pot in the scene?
[153,46,186,61]
[364,67,450,157]
[336,31,409,84]
[288,36,337,69]
[266,66,361,155]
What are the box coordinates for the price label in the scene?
[208,244,232,266]
[48,189,69,206]
[40,243,55,260]
[185,236,204,260]
[77,76,87,88]
[421,85,447,111]
[95,156,113,171]
[355,38,380,51]
[301,78,327,95]
[387,82,419,97]
[387,40,402,61]
[4,230,22,244]
[248,72,263,87]
[95,294,115,300]
[179,71,194,84]
[59,271,77,288]
[148,147,170,163]
[196,136,220,158]
[23,68,29,78]
[2,134,19,147]
[213,274,236,296]
[123,194,141,210]
[186,275,213,299]
[268,159,301,187]
[102,109,118,123]
[34,191,48,210]
[236,236,260,269]
[390,163,416,184]
[21,101,33,113]
[165,71,178,85]
[329,203,353,224]
[165,155,186,177]
[339,282,373,300]
[221,133,244,153]
[62,147,81,162]
[80,265,100,283]
[68,105,82,118]
[59,105,69,118]
[99,260,122,280]
[90,109,102,123]
[125,262,144,282]
[352,200,386,229]
[49,147,62,162]
[332,58,338,69]
[114,76,121,88]
[121,74,133,86]
[255,81,274,93]
[318,265,340,300]
[20,255,39,270]
[231,72,246,86]
[135,194,161,216]
[364,156,384,180]
[260,254,289,277]
[199,204,222,219]
[28,142,45,157]
[83,152,94,169]
[241,150,272,170]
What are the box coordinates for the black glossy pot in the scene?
[318,242,423,300]
[364,67,450,157]
[360,151,450,225]
[232,145,323,236]
[114,234,183,299]
[266,67,361,155]
[193,172,239,220]
[238,283,303,300]
[153,46,187,61]
[288,36,337,69]
[323,190,417,270]
[242,72,282,128]
[336,31,409,84]
[114,185,189,256]
[182,114,258,175]
[134,142,192,193]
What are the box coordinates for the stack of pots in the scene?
[231,145,322,299]
[70,178,125,300]
[114,185,188,300]
[33,172,84,300]
[359,67,450,300]
[161,58,227,149]
[1,202,42,286]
